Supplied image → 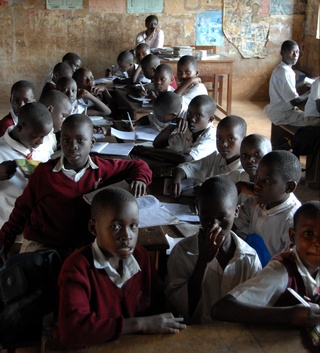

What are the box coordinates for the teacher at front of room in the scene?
[136,15,164,50]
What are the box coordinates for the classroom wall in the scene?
[0,0,319,103]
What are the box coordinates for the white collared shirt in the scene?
[53,155,98,182]
[91,239,141,288]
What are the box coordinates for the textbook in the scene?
[91,141,134,156]
[16,159,41,177]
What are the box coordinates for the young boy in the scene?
[151,95,217,163]
[165,177,261,324]
[175,55,208,106]
[234,151,302,264]
[211,201,320,328]
[73,68,112,116]
[56,76,84,114]
[149,64,175,99]
[111,51,139,85]
[58,187,186,348]
[62,52,82,73]
[41,62,73,96]
[0,102,54,228]
[264,40,309,126]
[0,114,152,258]
[169,115,247,197]
[131,43,151,84]
[0,80,36,137]
[140,54,161,81]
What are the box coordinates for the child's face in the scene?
[240,140,271,180]
[254,162,290,209]
[290,214,320,274]
[187,103,212,134]
[281,45,300,66]
[10,88,35,116]
[61,122,94,171]
[77,70,94,90]
[216,125,242,163]
[177,62,197,82]
[50,101,72,133]
[153,70,173,93]
[68,58,82,73]
[118,60,132,73]
[198,194,237,239]
[141,64,156,79]
[17,121,53,150]
[58,80,78,103]
[90,202,139,266]
[136,48,149,63]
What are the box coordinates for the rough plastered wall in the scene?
[0,0,318,103]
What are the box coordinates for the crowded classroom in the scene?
[0,1,319,352]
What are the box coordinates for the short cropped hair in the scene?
[18,102,52,125]
[56,77,77,91]
[10,80,35,96]
[117,51,134,64]
[218,115,247,138]
[281,40,298,52]
[136,43,151,54]
[72,68,90,83]
[145,15,158,26]
[62,52,81,63]
[91,187,137,219]
[61,114,93,136]
[189,95,216,116]
[53,62,73,77]
[293,201,320,228]
[178,55,197,69]
[241,134,272,150]
[39,89,71,107]
[154,64,172,76]
[153,91,182,117]
[198,176,238,207]
[259,151,302,183]
[140,54,161,69]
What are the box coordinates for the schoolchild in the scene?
[41,62,73,95]
[62,52,82,73]
[56,76,84,114]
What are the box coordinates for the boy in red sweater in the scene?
[0,114,152,259]
[58,187,186,348]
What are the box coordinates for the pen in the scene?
[287,288,310,307]
[139,81,146,92]
[169,122,177,126]
[127,112,134,131]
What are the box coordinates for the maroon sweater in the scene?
[0,157,152,252]
[0,113,14,137]
[58,244,164,348]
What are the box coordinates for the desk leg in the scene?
[227,72,232,115]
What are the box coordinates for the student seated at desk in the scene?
[0,80,36,137]
[56,76,84,115]
[169,115,247,197]
[146,64,176,100]
[107,51,139,85]
[165,177,261,324]
[175,55,208,106]
[211,201,320,329]
[132,43,151,84]
[0,115,152,260]
[41,62,73,96]
[73,68,112,116]
[304,76,320,127]
[233,151,302,266]
[57,187,186,348]
[62,52,82,73]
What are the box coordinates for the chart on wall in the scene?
[223,0,270,58]
[127,0,163,13]
[196,10,224,46]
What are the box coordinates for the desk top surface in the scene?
[44,322,316,353]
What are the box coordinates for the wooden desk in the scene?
[161,55,234,116]
[44,322,316,353]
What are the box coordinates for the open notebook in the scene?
[111,125,159,142]
[91,141,134,156]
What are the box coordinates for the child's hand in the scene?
[130,180,147,198]
[290,303,320,327]
[177,118,188,134]
[91,85,106,96]
[77,88,89,99]
[139,313,186,334]
[198,223,223,263]
[105,69,113,78]
[169,181,182,198]
[0,161,17,180]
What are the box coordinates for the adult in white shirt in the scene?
[136,15,164,50]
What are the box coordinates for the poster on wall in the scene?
[196,10,224,46]
[46,0,83,10]
[223,0,270,58]
[269,0,307,15]
[127,0,163,14]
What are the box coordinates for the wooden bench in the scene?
[270,123,319,189]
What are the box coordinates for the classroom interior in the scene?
[0,1,319,352]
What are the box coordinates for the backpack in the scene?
[0,250,61,344]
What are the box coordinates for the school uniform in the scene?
[168,122,217,160]
[304,77,320,126]
[228,247,319,306]
[0,126,54,228]
[0,156,152,253]
[221,170,251,205]
[181,83,208,106]
[58,242,164,348]
[234,193,301,256]
[0,109,18,137]
[165,231,261,324]
[71,100,86,115]
[41,81,56,96]
[178,151,243,185]
[264,61,304,126]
